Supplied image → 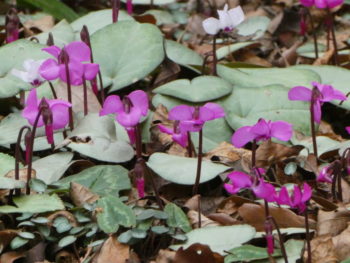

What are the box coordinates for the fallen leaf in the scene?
[187,210,220,228]
[0,229,18,253]
[23,15,55,33]
[207,213,240,226]
[317,207,350,236]
[0,251,25,263]
[174,243,224,263]
[92,236,130,263]
[153,57,180,87]
[217,195,255,216]
[70,182,99,207]
[205,142,249,165]
[304,234,338,263]
[154,249,175,263]
[332,223,350,261]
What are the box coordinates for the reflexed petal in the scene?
[317,166,332,183]
[231,126,256,148]
[116,107,142,127]
[198,106,215,122]
[312,100,322,123]
[288,86,312,101]
[224,183,241,195]
[100,95,123,116]
[202,17,221,35]
[218,5,232,30]
[346,126,350,134]
[84,63,99,80]
[128,90,149,116]
[319,84,347,102]
[291,185,302,207]
[327,0,344,8]
[126,127,136,144]
[179,120,204,132]
[301,183,312,202]
[252,179,276,202]
[39,59,60,81]
[226,171,252,191]
[276,186,291,206]
[314,0,327,7]
[172,132,188,147]
[228,5,245,27]
[58,62,84,85]
[11,69,30,82]
[65,41,91,62]
[203,103,225,119]
[169,105,194,121]
[22,89,41,126]
[158,124,173,135]
[50,102,71,130]
[251,119,270,138]
[42,46,61,58]
[300,0,315,6]
[26,89,39,108]
[270,121,293,141]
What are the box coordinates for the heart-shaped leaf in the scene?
[91,21,164,91]
[165,40,203,67]
[236,16,271,39]
[0,153,19,177]
[153,76,232,102]
[146,153,229,185]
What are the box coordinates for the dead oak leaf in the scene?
[92,236,129,263]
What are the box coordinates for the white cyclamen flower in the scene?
[202,4,245,35]
[11,59,45,86]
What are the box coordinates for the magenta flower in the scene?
[317,166,333,183]
[300,0,343,8]
[100,90,148,144]
[127,0,133,14]
[158,121,188,148]
[232,119,293,148]
[276,183,312,213]
[289,82,346,123]
[224,171,277,202]
[39,41,99,86]
[22,89,71,144]
[168,103,225,132]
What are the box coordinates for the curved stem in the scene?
[212,35,218,76]
[187,132,192,157]
[48,81,57,99]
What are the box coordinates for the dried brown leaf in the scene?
[0,251,25,263]
[92,236,130,263]
[0,229,18,253]
[174,243,223,263]
[332,223,350,261]
[304,235,338,263]
[205,142,250,165]
[154,249,176,263]
[317,206,350,236]
[187,210,220,228]
[69,182,99,207]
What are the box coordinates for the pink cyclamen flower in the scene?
[317,166,333,183]
[300,0,344,8]
[232,118,293,148]
[289,81,346,123]
[39,41,99,86]
[224,171,276,202]
[158,121,188,148]
[11,59,45,86]
[22,89,71,144]
[168,103,225,132]
[100,90,148,144]
[276,183,312,213]
[202,4,245,35]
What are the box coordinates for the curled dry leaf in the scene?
[217,195,256,216]
[0,229,18,253]
[205,142,250,165]
[238,203,315,231]
[184,195,225,215]
[207,213,240,226]
[23,15,55,33]
[69,182,99,208]
[0,251,25,263]
[187,210,220,228]
[304,235,338,263]
[47,211,78,227]
[174,243,224,263]
[332,223,350,261]
[317,206,350,236]
[92,236,130,263]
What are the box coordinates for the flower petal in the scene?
[65,41,91,62]
[319,84,346,102]
[100,95,123,116]
[198,106,215,122]
[172,132,188,147]
[83,63,99,80]
[169,105,194,121]
[22,89,43,127]
[203,103,225,119]
[228,5,245,27]
[231,126,256,148]
[301,183,312,203]
[300,0,315,6]
[202,17,221,35]
[226,171,253,190]
[276,186,291,206]
[116,107,142,127]
[252,178,276,202]
[49,101,72,130]
[58,62,84,85]
[270,121,293,141]
[288,86,312,101]
[39,59,60,81]
[128,90,149,116]
[42,46,61,58]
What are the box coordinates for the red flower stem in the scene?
[304,208,312,263]
[83,76,88,116]
[212,35,218,76]
[48,81,57,99]
[327,8,339,65]
[306,8,319,59]
[268,214,289,263]
[26,108,44,194]
[63,59,74,130]
[310,88,318,159]
[112,0,120,23]
[192,129,203,196]
[187,132,192,157]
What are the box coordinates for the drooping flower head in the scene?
[317,165,333,183]
[300,0,344,8]
[288,81,346,123]
[5,8,20,44]
[275,183,312,213]
[224,171,277,202]
[158,121,188,148]
[232,119,293,148]
[39,41,99,86]
[22,89,71,144]
[100,90,149,144]
[168,103,225,132]
[202,4,245,35]
[11,59,45,87]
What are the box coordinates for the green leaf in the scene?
[29,178,47,193]
[53,217,72,233]
[58,235,77,247]
[91,21,164,91]
[137,209,168,220]
[0,40,48,98]
[292,135,341,156]
[296,42,327,59]
[146,153,229,185]
[236,16,271,40]
[145,10,175,25]
[152,94,192,109]
[0,153,20,177]
[121,0,175,5]
[293,65,350,110]
[18,0,79,22]
[31,152,74,184]
[0,177,25,189]
[216,42,257,60]
[35,20,75,47]
[164,203,192,233]
[276,239,304,263]
[170,225,256,255]
[96,195,136,234]
[10,237,29,249]
[71,9,133,37]
[31,217,49,224]
[225,245,281,263]
[131,228,148,239]
[153,76,232,103]
[18,232,35,239]
[165,40,203,69]
[151,226,169,234]
[56,165,131,197]
[0,194,64,213]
